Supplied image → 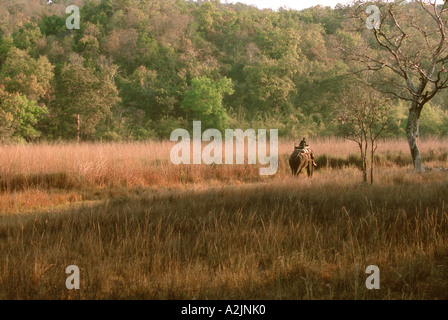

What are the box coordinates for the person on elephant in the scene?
[298,138,308,149]
[298,138,317,167]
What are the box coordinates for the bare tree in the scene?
[341,0,448,172]
[337,81,397,183]
[367,93,397,184]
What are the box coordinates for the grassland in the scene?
[0,137,447,299]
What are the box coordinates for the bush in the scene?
[101,131,122,142]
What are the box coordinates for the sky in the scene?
[221,0,351,11]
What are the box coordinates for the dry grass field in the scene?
[0,137,447,299]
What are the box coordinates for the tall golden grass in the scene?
[0,137,447,299]
[1,137,446,190]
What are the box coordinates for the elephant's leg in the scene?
[294,160,301,176]
[309,162,314,177]
[306,158,311,177]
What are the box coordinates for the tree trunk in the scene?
[406,101,423,172]
[77,114,80,143]
[359,142,367,182]
[362,156,367,182]
[370,142,374,185]
[363,132,368,183]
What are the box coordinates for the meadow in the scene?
[0,137,447,299]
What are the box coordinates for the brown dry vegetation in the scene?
[0,137,447,299]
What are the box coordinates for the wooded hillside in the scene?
[1,0,447,142]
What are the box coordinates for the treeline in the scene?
[0,0,448,142]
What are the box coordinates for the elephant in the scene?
[289,147,315,177]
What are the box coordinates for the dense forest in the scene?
[1,0,448,142]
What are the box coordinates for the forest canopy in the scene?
[0,0,448,142]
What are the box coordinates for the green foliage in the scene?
[419,104,448,136]
[0,0,446,142]
[101,131,122,142]
[12,22,43,56]
[54,62,120,140]
[39,15,66,37]
[0,86,47,142]
[0,47,54,103]
[181,76,234,130]
[0,35,13,65]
